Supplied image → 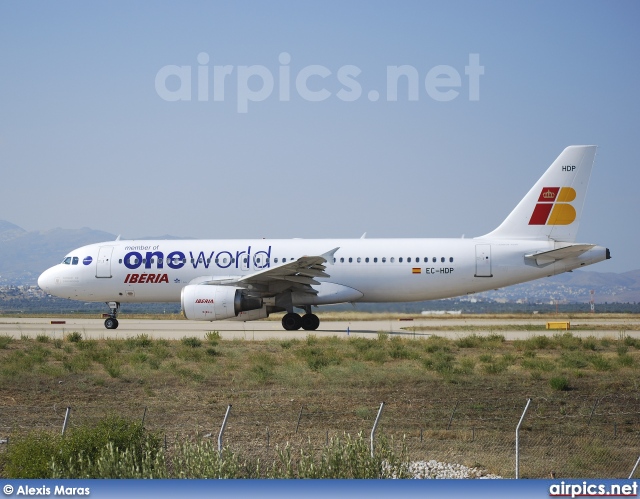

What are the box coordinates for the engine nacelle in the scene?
[181,285,263,321]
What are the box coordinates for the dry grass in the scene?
[1,328,640,478]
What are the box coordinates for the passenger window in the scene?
[365,257,369,263]
[340,257,344,263]
[283,258,287,263]
[433,257,437,263]
[382,257,386,263]
[390,257,395,263]
[450,257,454,262]
[274,258,278,263]
[399,257,403,263]
[357,257,361,263]
[349,257,352,263]
[223,258,228,263]
[374,258,378,263]
[441,257,445,263]
[407,257,411,263]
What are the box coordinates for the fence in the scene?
[1,393,639,478]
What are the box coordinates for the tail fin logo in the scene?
[529,187,577,225]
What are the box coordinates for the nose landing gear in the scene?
[104,301,120,329]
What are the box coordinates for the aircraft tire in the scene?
[282,312,302,331]
[104,318,119,330]
[301,313,320,331]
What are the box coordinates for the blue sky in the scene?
[1,1,638,273]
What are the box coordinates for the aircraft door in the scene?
[475,244,493,277]
[96,246,114,278]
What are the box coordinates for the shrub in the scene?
[297,346,341,371]
[248,353,276,383]
[0,335,13,349]
[205,331,221,345]
[181,336,202,348]
[549,376,570,391]
[66,332,82,343]
[589,354,614,372]
[3,416,161,478]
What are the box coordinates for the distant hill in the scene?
[0,220,638,303]
[476,269,640,304]
[0,220,116,283]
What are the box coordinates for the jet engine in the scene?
[181,285,263,321]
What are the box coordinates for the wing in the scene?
[191,247,339,297]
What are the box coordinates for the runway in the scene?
[0,316,638,341]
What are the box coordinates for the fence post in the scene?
[370,402,385,458]
[141,406,147,428]
[61,407,71,436]
[629,455,640,479]
[516,398,532,479]
[587,398,600,426]
[447,400,459,430]
[295,405,304,434]
[218,405,232,455]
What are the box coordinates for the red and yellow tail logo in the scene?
[529,187,577,225]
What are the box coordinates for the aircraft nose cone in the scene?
[38,268,54,293]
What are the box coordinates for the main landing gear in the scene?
[281,307,320,331]
[104,301,120,330]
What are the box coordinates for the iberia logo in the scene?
[529,187,577,225]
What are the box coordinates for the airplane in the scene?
[38,145,610,331]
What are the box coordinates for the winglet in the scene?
[322,247,340,265]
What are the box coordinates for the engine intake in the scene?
[181,285,263,321]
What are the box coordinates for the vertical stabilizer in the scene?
[481,145,597,242]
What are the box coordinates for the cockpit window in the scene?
[62,257,72,264]
[72,257,79,265]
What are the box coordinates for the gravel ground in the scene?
[404,460,502,479]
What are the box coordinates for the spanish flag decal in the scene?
[412,268,421,274]
[529,187,577,225]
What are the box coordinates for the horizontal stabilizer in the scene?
[525,244,595,266]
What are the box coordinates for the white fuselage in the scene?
[37,237,609,305]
